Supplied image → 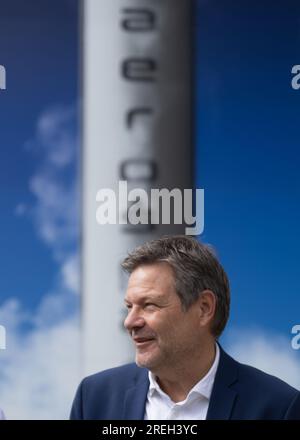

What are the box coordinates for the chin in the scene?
[135,354,158,370]
[135,356,151,368]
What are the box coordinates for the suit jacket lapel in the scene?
[123,368,149,420]
[206,345,239,420]
[122,346,239,420]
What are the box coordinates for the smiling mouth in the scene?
[134,338,155,347]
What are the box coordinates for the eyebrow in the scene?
[124,295,165,304]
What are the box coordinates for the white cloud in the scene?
[29,174,79,259]
[0,104,81,419]
[61,254,80,294]
[0,300,80,420]
[224,328,300,390]
[36,106,77,167]
[0,299,30,334]
[27,106,79,262]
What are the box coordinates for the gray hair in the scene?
[121,235,230,338]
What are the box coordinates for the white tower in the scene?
[82,0,192,375]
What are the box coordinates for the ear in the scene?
[196,290,217,328]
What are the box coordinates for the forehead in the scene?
[125,262,176,301]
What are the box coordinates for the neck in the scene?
[154,340,217,403]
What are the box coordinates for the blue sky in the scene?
[0,1,81,419]
[195,0,300,337]
[0,0,79,309]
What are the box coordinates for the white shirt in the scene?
[144,344,220,420]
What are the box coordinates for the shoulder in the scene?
[84,362,139,381]
[233,356,300,418]
[70,363,148,419]
[217,347,300,418]
[219,345,299,398]
[81,362,144,389]
[237,361,299,398]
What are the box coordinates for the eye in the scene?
[144,303,156,310]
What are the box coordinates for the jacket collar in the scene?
[123,367,149,419]
[123,344,239,420]
[206,344,239,420]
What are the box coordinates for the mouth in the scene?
[133,337,156,348]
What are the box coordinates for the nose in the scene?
[124,307,145,332]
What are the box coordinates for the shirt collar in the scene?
[148,343,220,401]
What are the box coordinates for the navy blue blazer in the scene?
[70,346,300,419]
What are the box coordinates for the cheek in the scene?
[156,317,180,341]
[145,315,170,339]
[146,309,188,340]
[167,315,196,341]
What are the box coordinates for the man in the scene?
[70,235,300,419]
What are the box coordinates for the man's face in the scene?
[124,262,203,373]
